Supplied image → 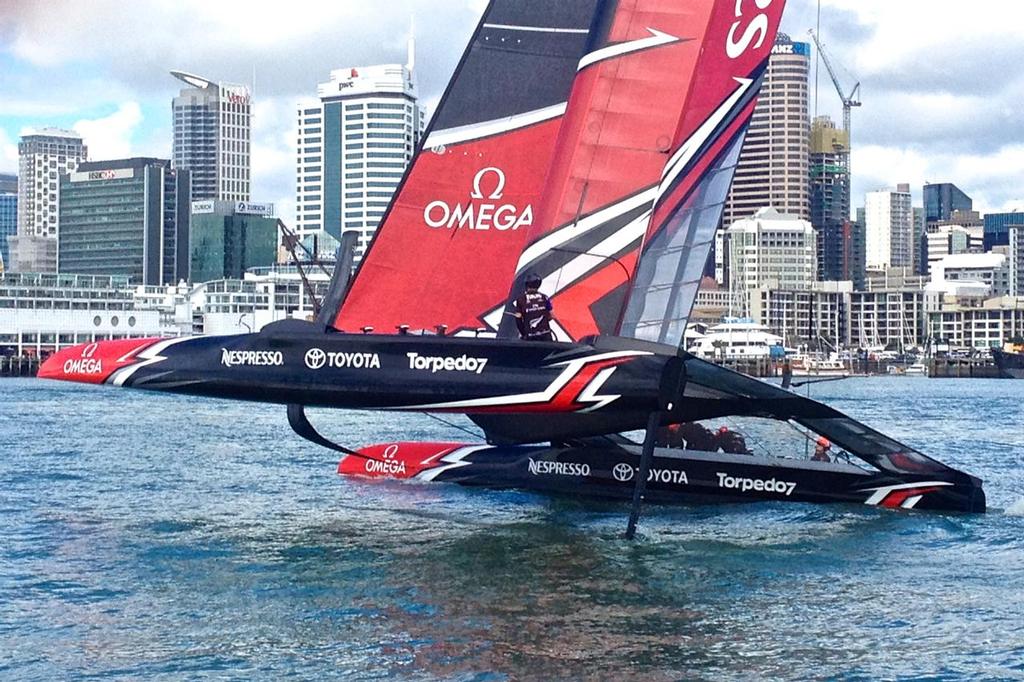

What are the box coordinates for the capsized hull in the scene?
[341,442,986,514]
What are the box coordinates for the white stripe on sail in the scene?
[483,23,590,34]
[426,103,567,148]
[514,186,658,272]
[656,77,754,200]
[578,28,681,71]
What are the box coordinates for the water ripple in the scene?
[1,376,1023,679]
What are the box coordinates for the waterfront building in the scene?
[982,211,1024,251]
[171,71,251,201]
[0,268,331,357]
[296,51,425,262]
[0,272,177,357]
[849,286,927,350]
[925,284,1024,351]
[722,34,810,227]
[723,208,817,317]
[691,277,739,325]
[809,116,852,282]
[0,173,16,272]
[865,185,913,270]
[189,200,279,283]
[58,158,190,285]
[5,234,57,274]
[923,182,972,224]
[934,253,1010,297]
[749,281,852,349]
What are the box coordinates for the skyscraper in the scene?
[58,158,191,285]
[295,54,424,262]
[722,34,810,227]
[809,116,850,281]
[865,185,913,270]
[923,182,972,224]
[171,71,251,202]
[0,173,16,272]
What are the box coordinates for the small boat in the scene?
[905,363,928,376]
[790,355,850,377]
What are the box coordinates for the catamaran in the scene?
[39,0,985,530]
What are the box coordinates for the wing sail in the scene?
[332,1,605,335]
[498,0,785,342]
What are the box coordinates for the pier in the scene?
[928,357,1002,379]
[0,356,41,378]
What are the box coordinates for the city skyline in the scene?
[1,0,1023,227]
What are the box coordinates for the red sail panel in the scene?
[500,0,786,341]
[333,1,602,335]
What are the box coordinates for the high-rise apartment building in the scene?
[722,34,810,227]
[10,128,87,273]
[0,173,16,272]
[810,116,851,281]
[58,158,191,285]
[923,182,972,224]
[865,185,913,270]
[171,71,251,202]
[295,56,424,262]
[723,207,817,316]
[16,128,87,240]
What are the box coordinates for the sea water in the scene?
[1,377,1022,680]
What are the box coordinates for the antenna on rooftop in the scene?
[406,16,416,74]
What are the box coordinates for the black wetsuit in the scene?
[514,290,554,341]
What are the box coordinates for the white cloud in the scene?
[0,129,18,173]
[73,102,143,161]
[251,97,298,225]
[3,0,1023,215]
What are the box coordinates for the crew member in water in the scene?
[513,273,554,341]
[812,436,832,462]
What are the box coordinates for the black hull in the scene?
[344,443,987,514]
[992,349,1024,379]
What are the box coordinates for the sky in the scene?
[1,0,1022,226]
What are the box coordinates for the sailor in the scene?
[513,273,554,341]
[715,426,751,455]
[812,436,832,462]
[657,422,716,450]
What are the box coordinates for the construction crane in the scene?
[808,29,861,135]
[808,28,861,235]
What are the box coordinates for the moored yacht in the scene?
[687,318,787,361]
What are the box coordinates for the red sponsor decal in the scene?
[338,442,466,480]
[37,338,161,385]
[879,486,941,509]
